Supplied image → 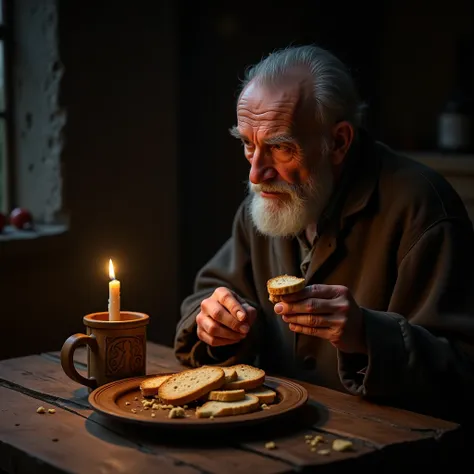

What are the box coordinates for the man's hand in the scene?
[196,287,257,347]
[274,284,367,354]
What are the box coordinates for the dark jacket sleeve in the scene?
[338,218,474,419]
[174,200,262,367]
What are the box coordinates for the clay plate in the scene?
[88,373,308,430]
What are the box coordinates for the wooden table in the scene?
[0,342,467,473]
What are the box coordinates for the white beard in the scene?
[247,156,334,238]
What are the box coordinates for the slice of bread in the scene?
[267,274,306,296]
[196,394,260,418]
[202,365,238,384]
[222,367,237,383]
[158,366,225,406]
[247,386,277,404]
[207,389,245,402]
[139,374,173,397]
[223,364,265,390]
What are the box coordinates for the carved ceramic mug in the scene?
[61,311,149,390]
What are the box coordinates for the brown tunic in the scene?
[175,131,474,421]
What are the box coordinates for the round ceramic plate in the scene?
[88,373,308,429]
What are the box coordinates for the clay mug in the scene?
[61,311,149,390]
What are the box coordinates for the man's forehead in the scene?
[238,80,299,110]
[237,73,314,129]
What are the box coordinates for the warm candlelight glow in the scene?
[108,259,120,321]
[109,259,115,280]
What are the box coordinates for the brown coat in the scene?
[175,131,474,420]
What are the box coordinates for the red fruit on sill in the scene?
[10,208,33,230]
[0,212,5,232]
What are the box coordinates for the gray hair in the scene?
[238,44,366,135]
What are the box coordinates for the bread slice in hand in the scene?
[268,294,283,304]
[196,394,260,418]
[158,366,225,406]
[247,386,277,404]
[207,389,245,402]
[267,274,305,296]
[223,364,265,390]
[140,374,173,397]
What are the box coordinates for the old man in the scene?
[174,45,474,420]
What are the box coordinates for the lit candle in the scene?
[108,259,121,321]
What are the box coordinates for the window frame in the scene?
[0,0,14,214]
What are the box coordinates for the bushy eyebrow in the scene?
[229,126,243,140]
[264,134,297,146]
[228,126,297,145]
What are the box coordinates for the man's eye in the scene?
[271,144,290,152]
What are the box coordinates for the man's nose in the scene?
[249,149,277,184]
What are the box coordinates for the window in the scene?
[0,0,67,244]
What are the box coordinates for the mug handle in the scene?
[61,333,99,390]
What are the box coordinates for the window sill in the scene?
[0,224,67,242]
[0,224,69,259]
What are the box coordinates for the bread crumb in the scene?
[125,401,131,406]
[144,406,149,410]
[168,407,185,419]
[318,449,331,455]
[209,415,214,419]
[48,408,56,414]
[332,439,353,452]
[134,397,138,401]
[151,413,156,418]
[183,405,188,409]
[36,406,46,414]
[305,434,313,440]
[265,441,276,450]
[131,408,137,414]
[261,403,269,410]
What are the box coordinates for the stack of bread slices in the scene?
[139,364,277,418]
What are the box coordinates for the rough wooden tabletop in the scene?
[0,342,464,474]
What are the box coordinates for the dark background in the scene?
[0,0,472,359]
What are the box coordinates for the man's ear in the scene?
[329,121,354,166]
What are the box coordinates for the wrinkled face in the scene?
[231,75,335,238]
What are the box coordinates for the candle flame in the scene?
[109,259,116,280]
